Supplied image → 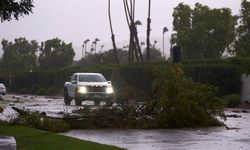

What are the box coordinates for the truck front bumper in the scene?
[76,92,115,101]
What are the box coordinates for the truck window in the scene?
[78,74,106,82]
[71,75,77,82]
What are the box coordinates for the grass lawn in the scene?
[0,125,123,150]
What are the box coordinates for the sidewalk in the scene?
[0,136,16,150]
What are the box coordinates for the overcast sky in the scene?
[0,0,243,60]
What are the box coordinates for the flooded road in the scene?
[64,112,250,150]
[0,94,95,120]
[1,94,250,150]
[0,94,65,120]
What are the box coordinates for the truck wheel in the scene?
[75,98,82,106]
[94,100,101,106]
[75,89,82,106]
[64,89,71,105]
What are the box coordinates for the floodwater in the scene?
[0,94,98,120]
[1,94,250,150]
[64,112,250,150]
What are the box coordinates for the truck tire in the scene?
[64,89,71,105]
[94,99,101,106]
[75,97,82,106]
[75,88,82,106]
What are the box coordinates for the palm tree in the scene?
[84,39,90,57]
[134,20,143,63]
[90,43,95,54]
[94,38,100,53]
[162,27,168,58]
[153,40,157,48]
[108,0,119,64]
[123,0,132,62]
[140,42,145,54]
[81,43,84,59]
[123,46,127,50]
[141,42,145,47]
[101,45,104,53]
[146,0,151,62]
[123,0,143,63]
[92,41,96,54]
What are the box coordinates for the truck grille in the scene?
[87,86,106,93]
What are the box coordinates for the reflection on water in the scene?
[63,112,250,150]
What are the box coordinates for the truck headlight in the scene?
[106,87,113,94]
[78,86,87,93]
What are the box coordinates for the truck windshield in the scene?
[78,74,107,82]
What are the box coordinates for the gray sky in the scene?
[0,0,243,60]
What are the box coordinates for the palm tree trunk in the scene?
[132,0,143,63]
[163,32,165,58]
[85,44,87,57]
[123,0,132,63]
[108,0,119,64]
[82,44,84,59]
[134,27,143,63]
[125,0,138,63]
[124,0,142,63]
[95,44,97,54]
[146,0,151,62]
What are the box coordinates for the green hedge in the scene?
[0,61,243,97]
[222,94,241,108]
[0,66,80,95]
[183,64,241,96]
[226,57,250,74]
[0,64,162,99]
[182,57,250,74]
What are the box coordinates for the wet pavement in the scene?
[0,94,97,120]
[1,94,250,150]
[63,112,250,150]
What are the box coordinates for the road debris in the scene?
[226,114,242,118]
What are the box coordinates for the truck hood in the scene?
[78,82,111,87]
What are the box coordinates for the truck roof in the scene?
[73,73,102,76]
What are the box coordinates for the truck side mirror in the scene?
[71,80,77,84]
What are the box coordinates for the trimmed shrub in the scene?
[46,87,59,96]
[226,57,250,74]
[36,88,47,95]
[223,94,241,108]
[184,64,241,96]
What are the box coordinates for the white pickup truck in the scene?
[64,73,115,106]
